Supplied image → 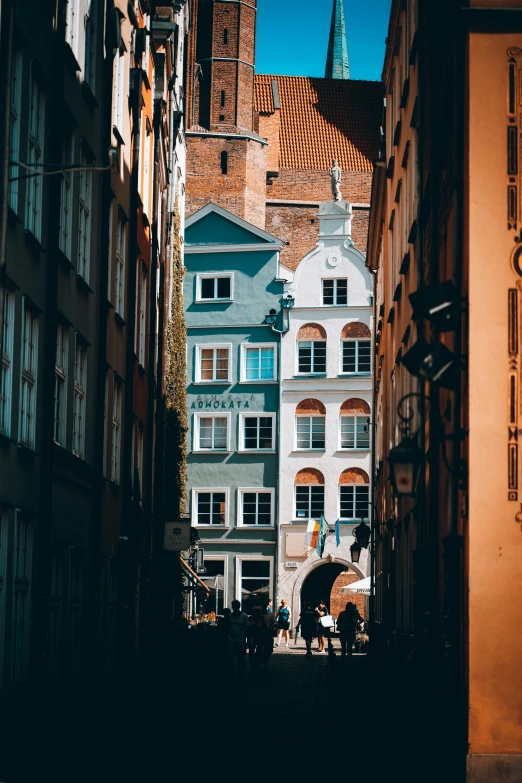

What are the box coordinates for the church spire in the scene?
[324,0,350,80]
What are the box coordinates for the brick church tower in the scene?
[185,0,267,227]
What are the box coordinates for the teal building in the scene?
[184,203,284,615]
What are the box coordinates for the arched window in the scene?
[339,468,370,520]
[295,468,325,520]
[295,399,326,450]
[297,323,327,375]
[340,322,371,375]
[340,398,371,450]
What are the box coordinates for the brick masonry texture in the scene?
[339,468,370,484]
[340,398,371,414]
[341,322,371,338]
[296,399,327,415]
[330,570,366,619]
[296,323,327,339]
[295,468,325,485]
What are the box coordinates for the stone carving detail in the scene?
[329,159,342,201]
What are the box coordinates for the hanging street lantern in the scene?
[350,540,361,563]
[388,436,424,497]
[352,519,371,549]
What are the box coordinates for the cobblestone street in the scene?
[1,638,454,783]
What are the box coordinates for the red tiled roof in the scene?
[254,75,383,172]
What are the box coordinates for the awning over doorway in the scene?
[340,576,372,595]
[181,558,211,593]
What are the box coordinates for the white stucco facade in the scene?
[276,200,374,621]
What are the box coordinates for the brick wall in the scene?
[186,135,267,228]
[268,168,372,204]
[330,570,366,619]
[266,205,370,270]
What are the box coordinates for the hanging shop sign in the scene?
[164,520,191,551]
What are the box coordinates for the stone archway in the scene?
[290,556,363,625]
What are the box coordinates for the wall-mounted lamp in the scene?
[401,338,463,390]
[350,540,361,564]
[352,519,371,549]
[409,280,459,332]
[281,294,295,310]
[265,294,295,334]
[387,435,424,497]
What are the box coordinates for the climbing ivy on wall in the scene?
[164,198,188,518]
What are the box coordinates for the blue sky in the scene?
[255,0,391,81]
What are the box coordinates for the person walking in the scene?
[266,598,273,613]
[336,602,362,658]
[227,600,249,679]
[315,599,329,653]
[247,605,267,675]
[275,598,291,647]
[296,600,318,658]
[262,602,276,667]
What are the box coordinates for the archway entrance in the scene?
[300,563,346,610]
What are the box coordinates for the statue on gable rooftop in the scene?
[329,159,342,201]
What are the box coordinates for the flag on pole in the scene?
[335,519,341,547]
[317,515,328,558]
[305,518,321,548]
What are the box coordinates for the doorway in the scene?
[300,563,346,611]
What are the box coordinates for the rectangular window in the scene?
[197,275,232,302]
[195,414,229,451]
[323,278,347,305]
[197,345,231,383]
[111,378,122,483]
[84,0,97,90]
[239,559,271,615]
[138,266,147,366]
[340,485,370,520]
[295,485,324,519]
[114,213,126,317]
[112,47,125,134]
[342,340,371,374]
[59,134,74,260]
[54,324,68,447]
[72,339,86,458]
[240,490,273,526]
[241,414,274,451]
[65,0,81,60]
[195,491,227,526]
[142,126,151,217]
[25,69,45,242]
[298,341,326,374]
[131,418,144,503]
[296,416,325,450]
[19,303,38,449]
[0,291,15,436]
[202,558,226,615]
[340,416,370,450]
[9,49,23,212]
[242,344,275,381]
[77,149,92,282]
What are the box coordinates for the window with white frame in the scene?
[72,338,86,458]
[342,339,371,374]
[25,69,45,242]
[239,414,274,451]
[194,414,229,451]
[340,415,370,450]
[295,415,325,450]
[111,377,122,483]
[9,49,22,213]
[0,291,15,437]
[77,148,92,282]
[84,0,97,90]
[59,134,73,260]
[65,0,81,60]
[137,265,147,366]
[239,490,273,526]
[193,490,228,526]
[238,559,271,614]
[297,340,326,374]
[202,558,226,615]
[54,324,68,447]
[339,484,370,520]
[196,274,233,302]
[295,485,324,519]
[323,278,347,306]
[241,344,276,382]
[142,123,151,217]
[114,212,126,317]
[19,304,38,449]
[196,344,231,383]
[112,46,125,135]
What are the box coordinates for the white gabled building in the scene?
[277,200,374,621]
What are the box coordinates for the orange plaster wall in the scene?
[467,32,522,755]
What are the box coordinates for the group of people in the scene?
[222,596,364,678]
